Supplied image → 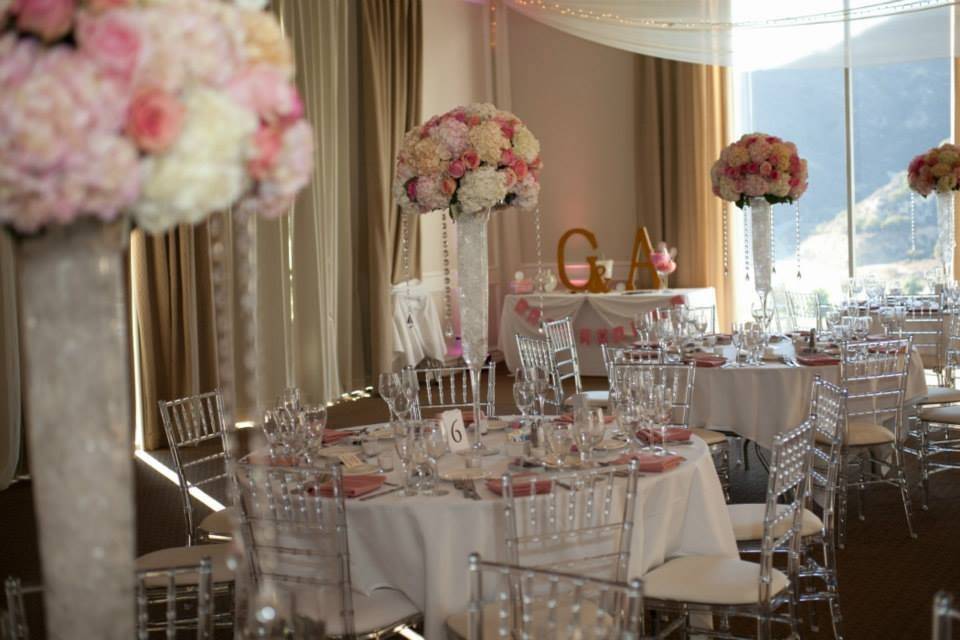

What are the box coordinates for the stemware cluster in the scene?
[262,388,328,461]
[610,368,677,457]
[633,306,711,362]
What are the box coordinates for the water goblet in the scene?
[300,404,327,456]
[573,408,605,465]
[422,421,449,496]
[392,421,416,496]
[378,372,401,420]
[545,422,574,466]
[513,377,537,432]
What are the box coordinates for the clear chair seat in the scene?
[643,555,789,605]
[691,428,727,446]
[916,385,960,406]
[296,586,421,637]
[815,420,894,446]
[727,503,823,541]
[445,595,613,640]
[199,507,235,537]
[562,390,609,408]
[135,543,235,586]
[920,404,960,424]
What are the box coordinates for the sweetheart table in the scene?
[337,428,735,638]
[499,288,717,376]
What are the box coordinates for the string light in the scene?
[743,208,752,282]
[795,200,802,279]
[909,191,917,255]
[441,214,454,338]
[401,213,413,327]
[534,206,545,332]
[722,202,729,277]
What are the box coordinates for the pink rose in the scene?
[228,66,304,125]
[500,148,515,166]
[448,159,465,179]
[249,125,283,179]
[759,162,772,177]
[75,10,142,84]
[126,87,184,153]
[461,149,479,170]
[84,0,131,11]
[530,156,542,170]
[405,178,418,202]
[440,177,456,196]
[14,0,74,41]
[501,167,517,189]
[511,159,528,180]
[466,115,481,126]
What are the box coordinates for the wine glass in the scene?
[656,385,676,456]
[513,377,536,429]
[279,387,302,415]
[378,372,400,420]
[360,433,383,470]
[573,408,605,465]
[392,421,416,496]
[518,366,550,419]
[300,404,327,456]
[422,421,449,496]
[545,422,574,466]
[731,323,747,367]
[853,316,871,341]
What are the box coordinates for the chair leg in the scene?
[741,437,750,471]
[919,422,930,511]
[823,533,844,640]
[855,453,866,522]
[893,445,918,540]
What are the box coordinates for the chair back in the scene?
[543,317,583,396]
[808,377,847,537]
[136,558,215,639]
[600,344,662,376]
[784,291,824,333]
[839,338,912,443]
[466,553,647,640]
[516,334,563,412]
[885,294,945,372]
[944,313,960,385]
[500,463,639,583]
[3,577,33,640]
[407,363,496,420]
[759,418,814,605]
[608,362,696,427]
[231,460,355,636]
[158,390,229,544]
[934,591,960,640]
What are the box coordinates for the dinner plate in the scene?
[441,467,493,481]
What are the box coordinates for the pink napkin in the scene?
[796,354,840,366]
[486,475,554,497]
[316,475,385,498]
[323,430,353,445]
[636,427,692,443]
[610,452,685,473]
[712,333,733,345]
[684,354,726,368]
[554,413,616,425]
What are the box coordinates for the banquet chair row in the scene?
[3,557,218,639]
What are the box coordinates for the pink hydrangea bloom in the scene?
[238,120,314,219]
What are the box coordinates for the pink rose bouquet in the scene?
[907,143,960,197]
[393,103,542,219]
[650,242,677,275]
[0,0,314,234]
[710,133,808,208]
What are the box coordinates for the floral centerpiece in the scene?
[393,103,541,218]
[650,242,677,290]
[908,143,960,280]
[711,133,808,300]
[0,0,314,234]
[393,103,541,458]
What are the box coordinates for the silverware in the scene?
[358,485,403,501]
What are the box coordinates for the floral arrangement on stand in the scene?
[907,143,960,196]
[393,102,542,218]
[650,242,677,288]
[710,133,808,207]
[0,0,314,234]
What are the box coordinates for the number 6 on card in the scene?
[440,409,470,453]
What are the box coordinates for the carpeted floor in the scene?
[2,375,958,639]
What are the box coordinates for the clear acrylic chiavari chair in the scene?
[406,363,497,421]
[158,390,234,544]
[837,337,917,540]
[600,344,662,375]
[934,591,960,640]
[643,418,815,639]
[885,293,946,379]
[542,317,583,397]
[456,553,675,640]
[231,459,422,638]
[516,334,563,413]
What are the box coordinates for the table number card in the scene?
[338,452,365,470]
[440,409,470,453]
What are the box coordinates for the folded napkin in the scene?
[486,474,554,497]
[711,333,733,345]
[795,354,840,366]
[316,474,385,498]
[610,452,685,473]
[683,354,726,368]
[636,427,692,443]
[323,429,353,445]
[553,413,616,425]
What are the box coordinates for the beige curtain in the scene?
[131,226,218,450]
[635,55,734,329]
[358,0,423,377]
[0,229,20,488]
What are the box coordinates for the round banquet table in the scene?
[687,340,928,449]
[340,428,737,638]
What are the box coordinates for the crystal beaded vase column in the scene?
[748,196,774,305]
[936,191,956,282]
[456,208,497,457]
[17,219,135,639]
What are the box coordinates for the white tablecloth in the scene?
[343,429,735,637]
[689,341,928,449]
[392,289,447,368]
[498,288,718,376]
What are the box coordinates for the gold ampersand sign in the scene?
[556,226,662,292]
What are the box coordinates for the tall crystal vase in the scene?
[17,219,135,639]
[936,191,956,282]
[747,196,774,305]
[456,208,497,457]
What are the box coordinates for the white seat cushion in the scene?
[644,556,789,605]
[815,420,894,446]
[727,503,823,541]
[691,428,727,447]
[563,390,609,408]
[298,587,421,637]
[446,597,611,640]
[199,507,235,537]
[135,543,235,586]
[920,404,960,425]
[916,385,960,406]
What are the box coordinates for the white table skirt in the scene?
[689,342,928,449]
[343,430,736,638]
[392,289,447,368]
[498,288,717,376]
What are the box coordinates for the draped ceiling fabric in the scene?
[358,0,423,378]
[504,1,957,70]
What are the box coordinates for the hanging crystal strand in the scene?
[909,191,917,255]
[235,209,259,414]
[441,213,454,338]
[795,200,802,280]
[209,211,235,427]
[743,207,751,282]
[401,212,413,328]
[770,205,776,275]
[534,206,545,333]
[722,202,729,277]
